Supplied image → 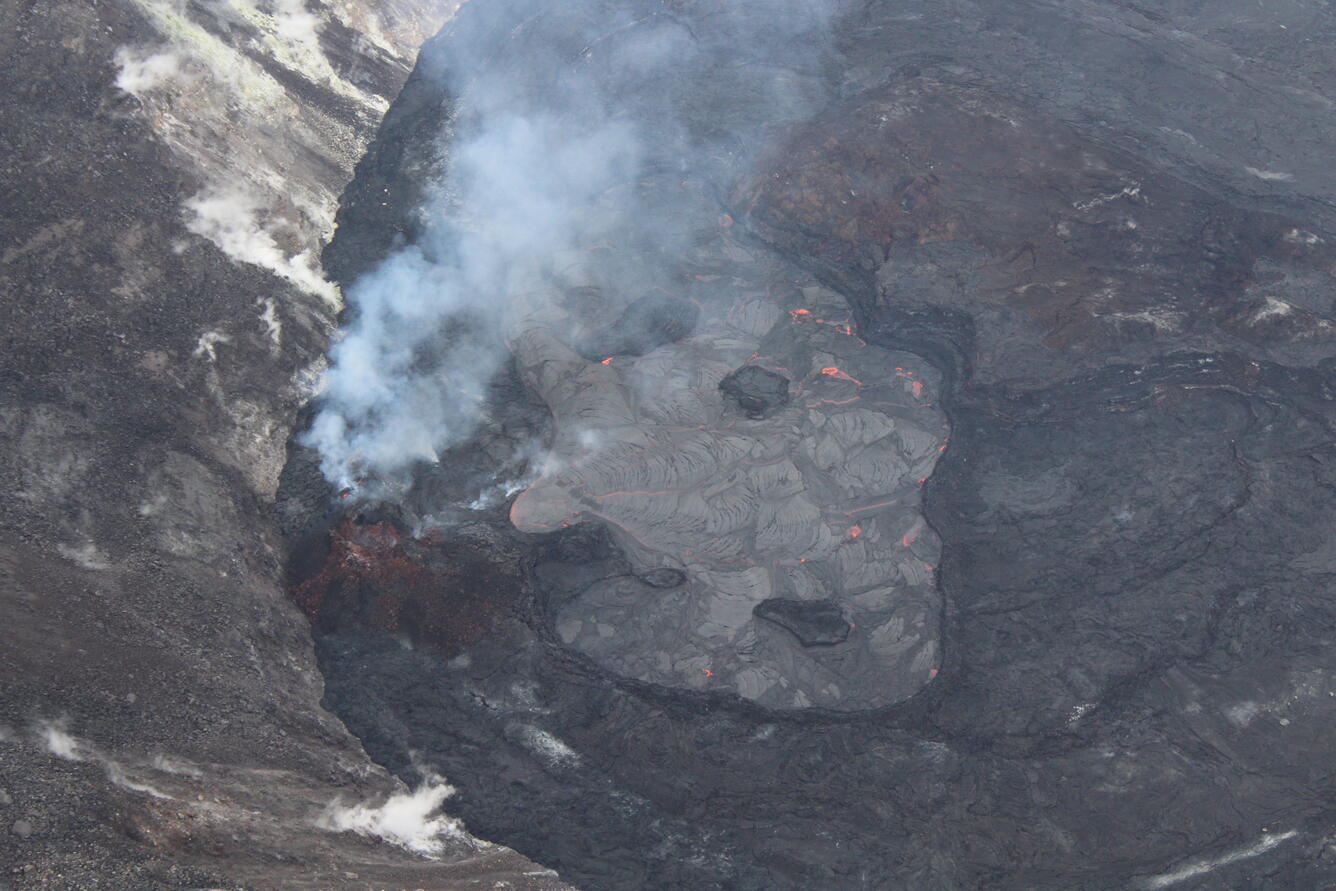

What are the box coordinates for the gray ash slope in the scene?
[292,0,1336,889]
[0,1,569,888]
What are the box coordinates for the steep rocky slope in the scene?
[0,1,567,887]
[290,1,1336,888]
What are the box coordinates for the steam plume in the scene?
[318,772,474,857]
[304,0,845,492]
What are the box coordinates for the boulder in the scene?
[754,598,851,647]
[719,365,791,419]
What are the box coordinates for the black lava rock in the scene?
[636,567,687,588]
[574,293,699,360]
[754,598,850,646]
[719,365,791,419]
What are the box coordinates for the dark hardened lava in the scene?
[571,292,701,361]
[283,0,1336,889]
[718,364,792,419]
[753,598,852,647]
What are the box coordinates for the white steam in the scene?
[318,773,473,857]
[468,476,531,510]
[304,0,846,492]
[184,185,339,303]
[305,112,641,486]
[56,541,114,571]
[40,722,84,761]
[272,0,323,47]
[114,48,189,95]
[108,0,424,354]
[150,754,204,778]
[36,721,173,800]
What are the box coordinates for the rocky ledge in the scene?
[0,0,566,887]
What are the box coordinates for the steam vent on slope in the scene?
[270,0,1336,889]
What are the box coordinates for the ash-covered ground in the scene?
[0,0,569,887]
[281,1,1336,889]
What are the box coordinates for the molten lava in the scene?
[820,366,863,385]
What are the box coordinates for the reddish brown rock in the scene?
[739,81,1336,387]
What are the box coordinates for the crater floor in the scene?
[296,1,1336,889]
[508,194,946,709]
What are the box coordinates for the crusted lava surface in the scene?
[282,1,1336,889]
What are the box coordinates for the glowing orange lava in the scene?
[601,357,614,365]
[789,308,812,321]
[845,498,898,516]
[848,525,863,539]
[820,366,863,385]
[911,380,924,397]
[701,668,714,677]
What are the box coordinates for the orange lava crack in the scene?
[820,366,863,385]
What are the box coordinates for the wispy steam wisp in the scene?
[304,0,845,491]
[305,112,642,486]
[318,772,473,857]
